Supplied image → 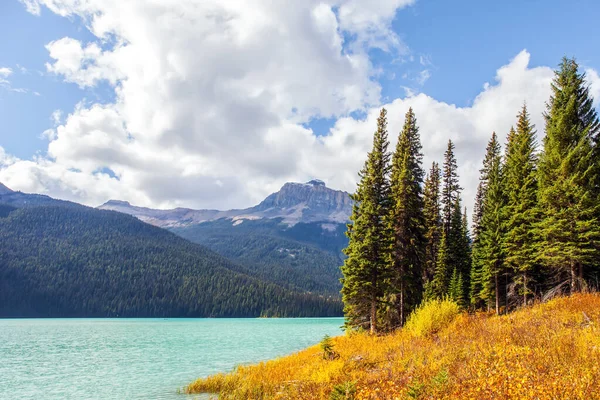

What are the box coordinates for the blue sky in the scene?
[0,0,599,209]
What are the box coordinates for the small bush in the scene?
[330,381,356,400]
[321,335,339,360]
[404,298,460,337]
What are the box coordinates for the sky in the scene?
[0,0,599,213]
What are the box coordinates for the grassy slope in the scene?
[187,294,600,399]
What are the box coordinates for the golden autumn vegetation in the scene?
[186,293,600,399]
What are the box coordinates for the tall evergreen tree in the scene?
[470,132,501,307]
[431,229,450,299]
[448,198,471,304]
[386,108,426,328]
[431,141,463,298]
[537,57,600,293]
[423,162,442,288]
[478,140,506,314]
[341,108,392,334]
[503,105,539,305]
[441,140,461,234]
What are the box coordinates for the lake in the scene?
[0,318,344,399]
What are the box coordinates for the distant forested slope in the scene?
[172,218,348,295]
[0,205,342,318]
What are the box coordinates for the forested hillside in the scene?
[0,205,342,318]
[172,218,347,295]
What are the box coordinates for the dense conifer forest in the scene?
[342,57,600,333]
[172,218,347,295]
[0,205,342,318]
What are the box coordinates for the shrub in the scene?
[330,381,356,400]
[320,335,339,360]
[404,298,460,337]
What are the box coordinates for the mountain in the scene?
[100,180,353,295]
[0,183,75,208]
[171,218,348,295]
[0,183,12,195]
[0,203,341,318]
[99,179,353,227]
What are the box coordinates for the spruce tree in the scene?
[470,132,501,307]
[478,141,506,314]
[341,108,392,334]
[423,162,442,288]
[537,57,600,293]
[431,141,464,299]
[431,230,450,299]
[386,108,426,328]
[503,105,539,305]
[441,140,461,234]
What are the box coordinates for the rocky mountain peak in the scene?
[254,180,352,222]
[307,179,326,186]
[102,200,132,208]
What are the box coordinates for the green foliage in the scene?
[385,107,426,328]
[430,142,470,302]
[405,298,460,337]
[423,162,442,287]
[0,205,342,318]
[472,131,506,313]
[407,381,425,399]
[537,57,600,293]
[441,140,462,233]
[503,105,539,304]
[448,268,464,308]
[330,381,356,400]
[173,218,345,296]
[320,335,339,360]
[342,108,392,334]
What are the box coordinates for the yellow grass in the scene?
[186,293,600,399]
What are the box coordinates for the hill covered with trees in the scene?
[0,205,341,318]
[172,218,347,296]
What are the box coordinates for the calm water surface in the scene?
[0,318,344,399]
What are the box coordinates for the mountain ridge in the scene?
[99,179,353,227]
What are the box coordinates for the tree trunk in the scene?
[370,299,377,335]
[571,261,578,293]
[400,279,405,327]
[523,273,527,306]
[495,272,499,315]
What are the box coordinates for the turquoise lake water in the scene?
[0,318,344,399]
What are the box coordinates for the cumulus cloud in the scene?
[3,1,595,217]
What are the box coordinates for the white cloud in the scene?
[4,2,595,219]
[51,109,63,125]
[416,69,431,85]
[586,68,600,107]
[0,66,37,95]
[19,0,41,15]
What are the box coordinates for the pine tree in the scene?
[431,229,450,299]
[341,108,392,334]
[503,105,539,305]
[441,140,461,234]
[448,268,465,308]
[431,141,464,299]
[478,142,506,314]
[470,132,501,307]
[460,206,472,304]
[386,108,426,328]
[537,57,600,293]
[448,198,470,305]
[423,162,442,290]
